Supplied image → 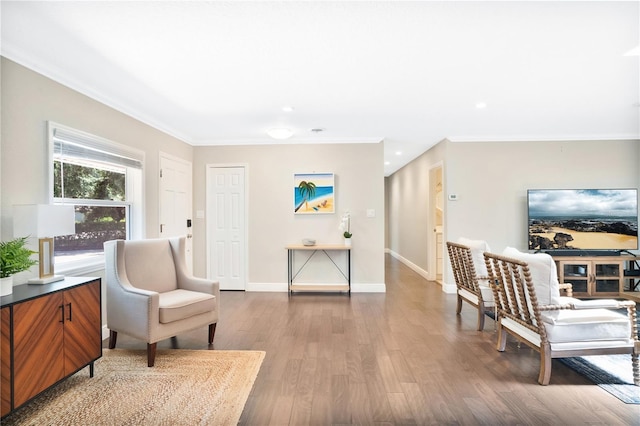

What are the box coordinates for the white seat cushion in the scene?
[540,309,631,343]
[159,289,216,324]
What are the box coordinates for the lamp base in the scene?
[28,275,65,284]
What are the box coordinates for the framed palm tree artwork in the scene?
[294,173,335,214]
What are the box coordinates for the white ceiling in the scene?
[2,1,639,175]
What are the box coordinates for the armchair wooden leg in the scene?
[538,346,552,385]
[456,294,463,314]
[147,343,157,367]
[632,352,639,386]
[496,322,507,352]
[477,306,485,331]
[208,323,217,344]
[109,330,118,349]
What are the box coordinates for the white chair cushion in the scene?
[502,247,560,306]
[457,237,491,277]
[540,309,631,343]
[159,289,217,324]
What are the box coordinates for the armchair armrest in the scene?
[558,283,573,297]
[569,299,632,310]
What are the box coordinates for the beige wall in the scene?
[1,58,193,246]
[1,57,386,292]
[191,143,386,290]
[387,139,640,291]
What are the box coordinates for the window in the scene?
[49,122,144,272]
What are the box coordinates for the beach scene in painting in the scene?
[528,189,638,251]
[294,173,334,214]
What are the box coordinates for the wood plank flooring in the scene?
[106,255,640,425]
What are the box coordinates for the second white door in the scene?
[206,166,246,290]
[159,153,193,271]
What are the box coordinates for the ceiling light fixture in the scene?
[282,106,294,112]
[266,127,294,140]
[310,128,325,133]
[395,151,402,156]
[475,101,487,109]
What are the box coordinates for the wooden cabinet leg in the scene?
[108,330,117,349]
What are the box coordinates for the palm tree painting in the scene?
[294,173,335,214]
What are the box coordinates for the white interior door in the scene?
[159,153,193,271]
[206,166,246,290]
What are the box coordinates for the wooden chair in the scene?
[484,248,639,386]
[447,239,494,330]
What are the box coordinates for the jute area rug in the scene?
[3,349,265,426]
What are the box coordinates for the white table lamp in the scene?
[13,204,75,284]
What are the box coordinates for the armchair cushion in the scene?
[124,239,178,293]
[541,308,631,343]
[159,289,217,324]
[502,247,561,305]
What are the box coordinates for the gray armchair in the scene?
[104,237,220,366]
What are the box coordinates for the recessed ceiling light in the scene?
[384,161,390,165]
[266,128,294,139]
[310,128,325,133]
[282,106,294,112]
[395,151,402,156]
[475,101,487,109]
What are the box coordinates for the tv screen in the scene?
[527,189,639,252]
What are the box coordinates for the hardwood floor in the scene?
[107,255,640,425]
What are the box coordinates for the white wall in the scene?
[192,143,386,291]
[387,139,640,291]
[385,139,446,275]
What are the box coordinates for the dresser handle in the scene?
[67,303,72,322]
[59,305,65,323]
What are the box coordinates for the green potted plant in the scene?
[339,211,352,246]
[0,236,37,296]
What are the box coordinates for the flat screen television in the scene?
[527,189,638,253]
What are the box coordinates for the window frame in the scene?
[48,122,145,274]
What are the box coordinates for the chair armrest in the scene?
[538,303,575,311]
[558,283,573,297]
[569,299,632,310]
[179,275,220,296]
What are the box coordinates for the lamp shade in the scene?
[13,204,75,238]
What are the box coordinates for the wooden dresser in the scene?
[0,277,102,418]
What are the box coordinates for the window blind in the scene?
[52,126,143,170]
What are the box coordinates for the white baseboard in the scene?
[386,248,457,294]
[441,282,457,294]
[102,325,110,340]
[386,249,430,280]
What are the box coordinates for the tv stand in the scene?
[549,253,639,299]
[546,249,621,257]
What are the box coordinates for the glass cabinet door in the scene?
[562,263,589,293]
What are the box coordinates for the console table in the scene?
[286,244,351,295]
[0,277,102,418]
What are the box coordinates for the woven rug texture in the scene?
[3,349,265,426]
